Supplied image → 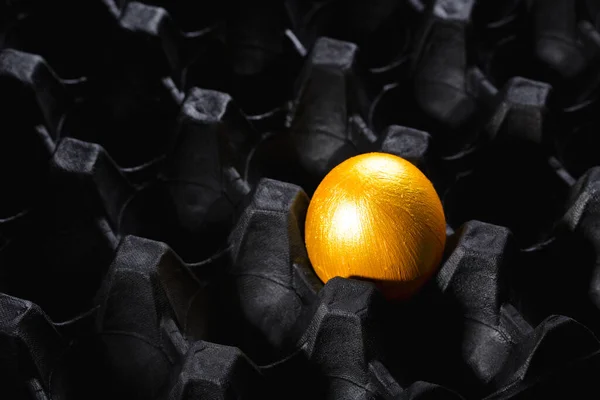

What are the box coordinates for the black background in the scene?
[1,0,600,399]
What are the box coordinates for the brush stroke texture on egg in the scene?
[305,152,446,299]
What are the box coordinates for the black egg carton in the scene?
[2,0,600,399]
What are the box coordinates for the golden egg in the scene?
[305,152,446,300]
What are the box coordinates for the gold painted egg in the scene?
[305,152,446,300]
